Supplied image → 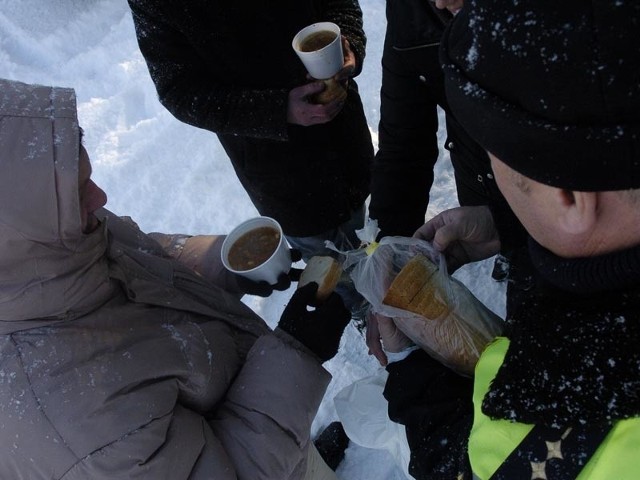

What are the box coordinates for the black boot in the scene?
[314,421,350,471]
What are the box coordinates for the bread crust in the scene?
[298,256,343,301]
[313,78,347,105]
[383,254,449,319]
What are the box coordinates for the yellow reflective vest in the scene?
[468,337,640,479]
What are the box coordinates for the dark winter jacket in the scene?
[368,0,449,238]
[368,0,525,248]
[385,238,640,479]
[128,0,373,237]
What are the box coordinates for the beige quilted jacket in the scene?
[0,79,330,480]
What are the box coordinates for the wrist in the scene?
[385,345,419,364]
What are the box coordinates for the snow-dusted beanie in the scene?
[441,0,640,191]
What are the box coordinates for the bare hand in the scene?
[286,81,344,126]
[413,205,500,272]
[366,311,386,366]
[434,0,464,14]
[335,36,356,83]
[366,311,414,367]
[287,36,357,126]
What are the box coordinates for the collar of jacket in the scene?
[529,237,640,294]
[481,245,640,426]
[386,0,451,49]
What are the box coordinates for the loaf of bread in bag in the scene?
[298,255,343,302]
[383,254,450,319]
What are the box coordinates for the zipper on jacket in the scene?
[392,42,440,52]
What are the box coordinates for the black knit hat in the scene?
[441,0,640,191]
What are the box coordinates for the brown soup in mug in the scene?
[299,30,337,52]
[227,226,281,271]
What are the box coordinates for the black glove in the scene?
[235,249,302,297]
[278,282,351,362]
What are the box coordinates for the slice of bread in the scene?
[406,279,450,319]
[383,254,449,319]
[313,78,347,105]
[298,256,343,302]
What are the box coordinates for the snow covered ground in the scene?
[0,1,505,478]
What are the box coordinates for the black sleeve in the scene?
[368,41,441,238]
[367,0,451,239]
[128,1,289,140]
[384,349,474,480]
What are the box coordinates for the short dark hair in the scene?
[79,127,85,153]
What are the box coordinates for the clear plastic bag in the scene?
[330,220,503,376]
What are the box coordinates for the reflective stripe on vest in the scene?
[468,337,640,479]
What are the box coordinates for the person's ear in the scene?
[556,190,598,235]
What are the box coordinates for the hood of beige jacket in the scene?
[0,79,115,330]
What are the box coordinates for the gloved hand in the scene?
[413,205,500,273]
[234,249,303,297]
[366,311,415,367]
[278,282,351,362]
